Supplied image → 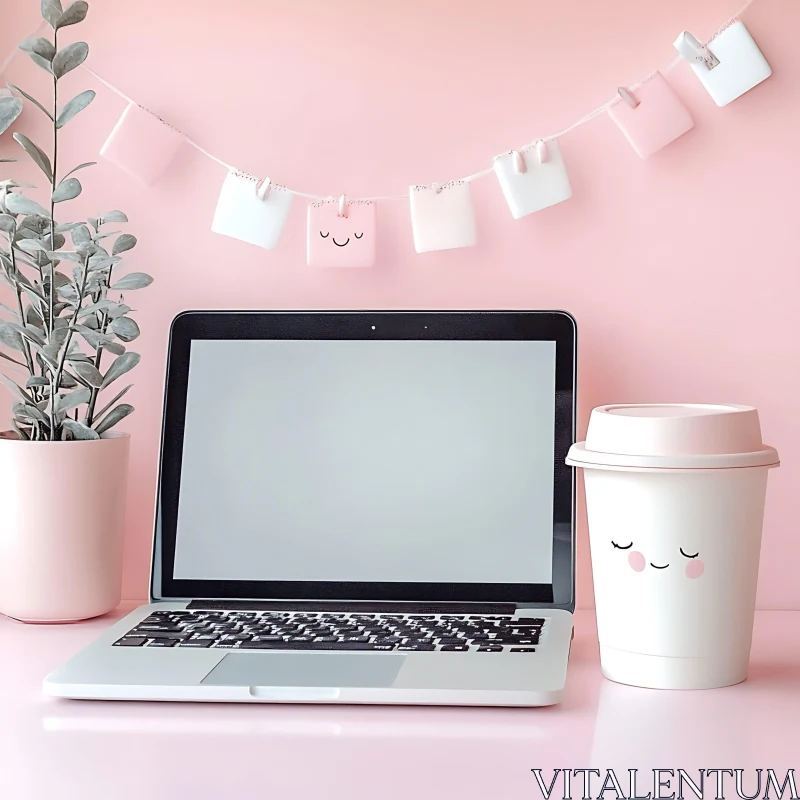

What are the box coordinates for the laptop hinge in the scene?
[187,600,518,614]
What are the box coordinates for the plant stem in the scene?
[83,324,105,426]
[52,256,90,400]
[47,27,58,440]
[9,249,37,386]
[84,266,115,426]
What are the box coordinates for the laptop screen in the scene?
[172,339,556,586]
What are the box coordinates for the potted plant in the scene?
[0,0,152,622]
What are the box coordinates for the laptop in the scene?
[44,310,577,706]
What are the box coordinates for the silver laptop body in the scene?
[45,310,577,707]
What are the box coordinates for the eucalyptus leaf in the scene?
[25,304,44,327]
[16,238,48,253]
[107,303,131,320]
[26,376,49,388]
[94,402,134,434]
[101,352,139,388]
[0,373,35,404]
[56,90,95,128]
[5,193,50,218]
[59,372,79,389]
[70,224,92,247]
[62,161,96,179]
[19,214,51,234]
[71,264,85,288]
[110,272,152,291]
[41,0,63,27]
[56,386,91,412]
[6,322,46,347]
[0,96,23,136]
[52,177,82,203]
[50,271,71,289]
[21,282,46,306]
[93,383,132,420]
[56,0,88,28]
[0,323,25,350]
[57,284,79,304]
[0,214,16,234]
[12,133,53,181]
[103,340,126,356]
[19,37,56,61]
[72,361,103,387]
[9,421,30,440]
[109,316,140,342]
[46,250,82,263]
[27,52,54,73]
[6,84,54,121]
[55,221,85,232]
[71,324,103,350]
[79,299,118,317]
[111,234,137,255]
[0,350,26,367]
[100,210,128,224]
[87,257,118,273]
[62,419,99,440]
[52,42,89,79]
[14,402,49,423]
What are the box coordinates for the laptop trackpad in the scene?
[201,652,406,689]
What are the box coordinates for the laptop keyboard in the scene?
[113,610,545,653]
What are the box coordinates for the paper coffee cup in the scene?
[566,404,779,690]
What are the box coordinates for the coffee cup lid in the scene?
[566,403,779,471]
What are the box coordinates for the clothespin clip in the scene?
[536,140,550,164]
[256,177,272,200]
[338,194,348,217]
[617,87,639,108]
[674,31,720,70]
[511,150,527,174]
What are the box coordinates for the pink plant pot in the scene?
[0,432,130,623]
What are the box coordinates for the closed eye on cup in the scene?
[612,541,633,550]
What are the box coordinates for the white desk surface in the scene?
[1,607,798,799]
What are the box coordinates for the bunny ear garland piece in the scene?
[493,140,572,220]
[674,21,771,106]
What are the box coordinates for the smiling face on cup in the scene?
[612,540,705,579]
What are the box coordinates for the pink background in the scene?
[1,0,797,608]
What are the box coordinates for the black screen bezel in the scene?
[152,311,575,607]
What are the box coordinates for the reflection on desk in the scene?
[1,607,798,800]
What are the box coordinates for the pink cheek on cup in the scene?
[685,560,705,579]
[628,551,646,572]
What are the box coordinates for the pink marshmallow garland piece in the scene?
[307,200,376,268]
[608,72,694,159]
[100,101,186,184]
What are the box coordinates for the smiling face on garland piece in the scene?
[306,199,376,268]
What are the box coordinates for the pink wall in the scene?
[1,0,798,608]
